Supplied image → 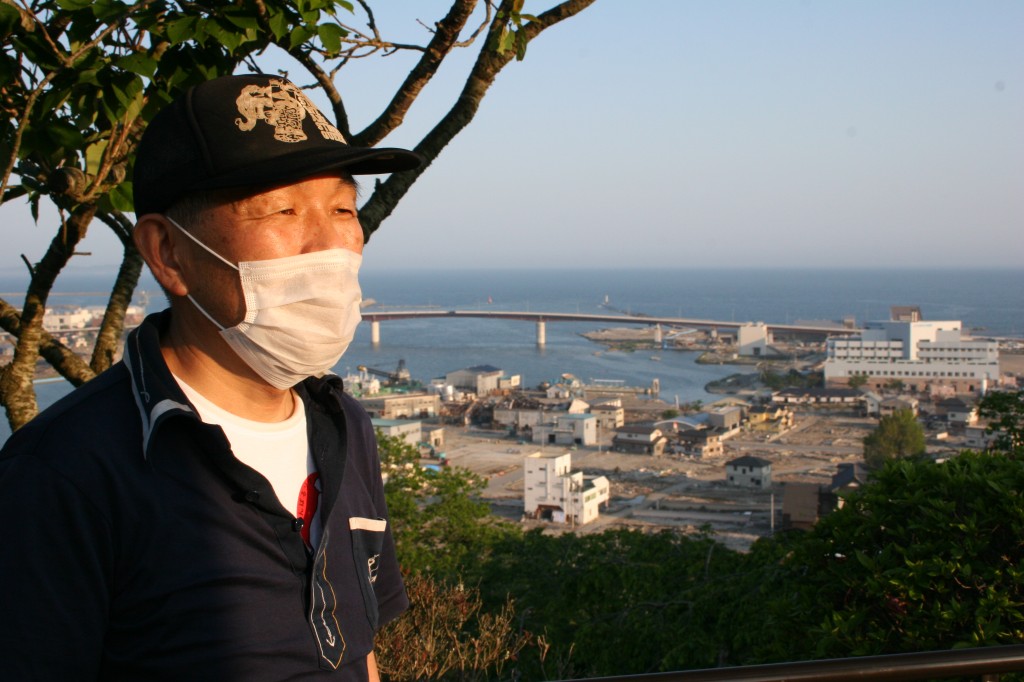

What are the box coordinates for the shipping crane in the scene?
[357,359,412,386]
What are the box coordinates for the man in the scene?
[0,74,423,680]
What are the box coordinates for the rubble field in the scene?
[438,408,877,552]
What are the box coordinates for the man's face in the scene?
[181,173,363,328]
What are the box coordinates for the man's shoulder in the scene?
[1,363,140,468]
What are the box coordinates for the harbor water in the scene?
[2,266,1022,445]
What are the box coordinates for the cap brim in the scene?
[194,145,423,194]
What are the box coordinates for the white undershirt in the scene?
[174,374,312,515]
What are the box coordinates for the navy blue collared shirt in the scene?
[0,311,406,680]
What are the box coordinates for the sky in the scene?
[2,0,1022,273]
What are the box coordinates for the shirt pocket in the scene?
[349,516,387,630]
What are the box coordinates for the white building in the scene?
[359,392,440,419]
[532,413,597,447]
[370,419,422,446]
[824,320,999,395]
[43,307,95,331]
[725,455,772,489]
[445,365,520,395]
[523,451,610,525]
[737,322,772,357]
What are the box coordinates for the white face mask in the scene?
[168,218,362,389]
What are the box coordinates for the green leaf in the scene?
[106,181,134,213]
[116,52,158,78]
[221,10,259,31]
[55,0,93,10]
[317,23,345,54]
[85,139,109,176]
[0,54,16,85]
[0,4,22,38]
[289,24,316,49]
[48,121,87,151]
[515,30,528,61]
[165,17,196,45]
[267,10,289,39]
[91,0,129,22]
[209,20,243,52]
[498,29,514,54]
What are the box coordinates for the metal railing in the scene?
[552,644,1024,681]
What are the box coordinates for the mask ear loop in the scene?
[165,216,239,271]
[164,216,237,331]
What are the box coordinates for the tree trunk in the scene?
[0,203,96,431]
[90,243,143,374]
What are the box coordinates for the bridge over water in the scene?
[360,309,860,346]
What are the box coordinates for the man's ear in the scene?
[133,214,189,297]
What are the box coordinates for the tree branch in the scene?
[0,298,94,386]
[353,0,478,147]
[90,241,143,375]
[0,202,97,429]
[289,48,353,141]
[359,0,597,239]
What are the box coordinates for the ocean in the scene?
[2,267,1022,445]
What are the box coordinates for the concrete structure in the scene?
[421,425,445,450]
[590,402,625,431]
[936,397,979,427]
[831,462,869,493]
[492,406,545,433]
[656,415,709,432]
[370,418,422,446]
[964,424,997,450]
[782,482,830,530]
[747,404,794,428]
[613,425,668,455]
[824,320,999,395]
[708,405,744,431]
[359,392,440,420]
[782,463,870,529]
[772,388,862,405]
[533,413,597,447]
[445,365,520,395]
[737,322,773,357]
[523,451,610,525]
[671,429,723,458]
[879,396,919,417]
[43,307,95,331]
[725,455,772,489]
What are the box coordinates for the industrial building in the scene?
[824,319,999,394]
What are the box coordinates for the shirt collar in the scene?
[123,310,197,457]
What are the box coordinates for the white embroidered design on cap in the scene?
[234,78,345,144]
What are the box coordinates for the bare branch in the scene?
[95,208,134,247]
[354,0,479,147]
[359,0,598,238]
[15,0,71,67]
[0,297,95,387]
[356,0,379,40]
[289,48,353,141]
[453,0,493,48]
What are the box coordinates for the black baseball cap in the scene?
[133,73,422,216]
